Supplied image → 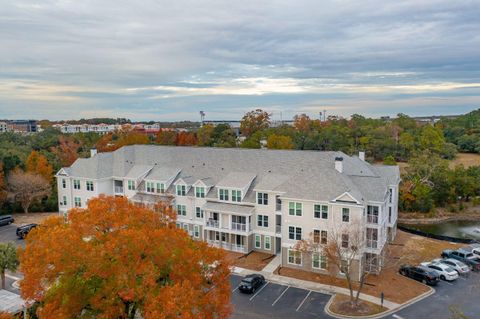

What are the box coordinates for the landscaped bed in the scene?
[275,230,462,304]
[226,251,275,271]
[329,293,386,317]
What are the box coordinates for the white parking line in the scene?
[272,286,289,306]
[296,290,312,312]
[392,314,405,319]
[232,285,240,292]
[249,282,269,301]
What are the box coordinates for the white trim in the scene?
[332,191,361,204]
[254,234,261,249]
[264,235,271,250]
[287,249,302,266]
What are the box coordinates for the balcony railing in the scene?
[275,225,282,234]
[114,186,124,194]
[276,203,282,211]
[366,239,378,249]
[367,215,378,224]
[231,222,247,232]
[232,244,246,253]
[206,219,219,228]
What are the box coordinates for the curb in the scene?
[324,286,435,319]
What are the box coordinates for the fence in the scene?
[398,225,479,244]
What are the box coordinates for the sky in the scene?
[1,0,480,122]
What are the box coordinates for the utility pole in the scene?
[199,111,205,125]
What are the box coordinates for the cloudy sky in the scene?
[1,0,479,121]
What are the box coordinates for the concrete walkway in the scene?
[262,254,281,273]
[233,266,401,310]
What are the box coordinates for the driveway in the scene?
[230,274,333,319]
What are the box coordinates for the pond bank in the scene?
[399,213,480,225]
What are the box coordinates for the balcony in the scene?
[231,222,247,232]
[114,186,124,194]
[367,215,378,224]
[231,244,246,253]
[206,219,219,228]
[275,225,282,234]
[366,239,378,249]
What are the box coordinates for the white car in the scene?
[421,262,459,281]
[435,258,470,275]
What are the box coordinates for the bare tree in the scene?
[8,169,51,213]
[295,219,399,309]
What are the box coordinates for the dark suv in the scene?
[0,215,14,226]
[16,223,38,239]
[399,265,440,286]
[238,274,265,294]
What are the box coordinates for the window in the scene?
[74,197,81,207]
[314,204,328,219]
[195,207,204,218]
[321,230,328,245]
[288,226,302,240]
[73,179,80,190]
[85,181,94,191]
[183,224,189,232]
[176,185,186,196]
[257,192,268,205]
[255,235,261,248]
[62,196,67,206]
[313,229,320,243]
[288,249,302,265]
[389,207,392,223]
[312,253,327,270]
[146,182,155,193]
[156,183,165,193]
[257,215,269,227]
[193,225,200,238]
[232,190,241,202]
[62,179,66,188]
[128,180,135,191]
[288,202,302,216]
[195,186,205,198]
[367,205,379,224]
[340,259,349,274]
[176,204,186,216]
[389,188,393,203]
[264,236,271,250]
[219,189,229,201]
[342,208,350,222]
[341,234,349,248]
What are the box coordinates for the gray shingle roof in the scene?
[125,165,153,179]
[61,145,399,203]
[144,166,181,181]
[216,172,257,189]
[203,201,255,215]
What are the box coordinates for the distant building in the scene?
[8,120,37,133]
[53,123,163,135]
[202,120,294,136]
[0,122,8,133]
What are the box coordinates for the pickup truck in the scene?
[441,249,480,271]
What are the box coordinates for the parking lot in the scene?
[230,274,334,319]
[0,224,23,246]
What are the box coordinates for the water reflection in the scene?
[403,220,480,240]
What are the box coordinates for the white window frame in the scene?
[219,188,229,201]
[74,196,81,207]
[257,192,268,205]
[342,208,350,222]
[257,215,269,227]
[264,235,271,250]
[62,195,67,206]
[176,204,186,216]
[176,185,186,196]
[288,226,302,240]
[193,225,200,238]
[312,252,327,270]
[195,206,204,218]
[62,179,66,188]
[254,234,261,249]
[231,189,241,202]
[288,202,303,216]
[128,180,135,191]
[195,186,205,198]
[156,182,165,193]
[73,179,80,190]
[288,249,302,266]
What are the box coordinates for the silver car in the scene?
[434,258,470,275]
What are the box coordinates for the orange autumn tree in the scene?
[53,136,82,166]
[19,196,231,319]
[25,150,53,181]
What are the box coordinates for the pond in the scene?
[401,220,480,240]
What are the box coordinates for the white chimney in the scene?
[359,151,365,161]
[90,148,97,157]
[334,156,343,173]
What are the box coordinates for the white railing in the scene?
[276,225,282,234]
[367,215,378,224]
[366,239,378,249]
[207,240,221,248]
[221,242,230,250]
[232,244,246,253]
[206,219,219,228]
[114,186,124,193]
[231,222,246,231]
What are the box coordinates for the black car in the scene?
[399,265,440,286]
[0,215,14,226]
[16,223,38,239]
[238,274,266,294]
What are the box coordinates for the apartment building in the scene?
[56,145,399,280]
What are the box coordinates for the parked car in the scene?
[433,258,470,275]
[238,274,266,293]
[420,262,458,281]
[0,215,14,226]
[399,265,440,286]
[441,249,480,271]
[462,244,480,258]
[16,223,38,239]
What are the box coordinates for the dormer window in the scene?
[232,190,241,202]
[156,183,165,193]
[128,180,135,191]
[219,189,229,201]
[176,185,186,196]
[146,181,155,193]
[195,186,205,198]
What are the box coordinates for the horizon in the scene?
[1,1,480,121]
